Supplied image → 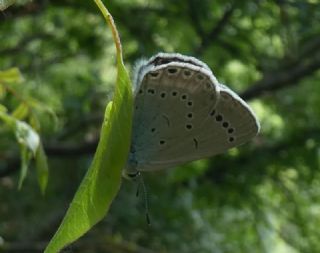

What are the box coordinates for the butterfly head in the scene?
[122,169,140,180]
[122,153,140,180]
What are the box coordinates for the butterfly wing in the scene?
[126,54,259,173]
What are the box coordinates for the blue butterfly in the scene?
[124,53,260,179]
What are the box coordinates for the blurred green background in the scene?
[1,0,320,252]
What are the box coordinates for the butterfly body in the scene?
[123,53,259,179]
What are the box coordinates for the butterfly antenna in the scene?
[139,174,151,225]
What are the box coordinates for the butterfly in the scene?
[123,53,260,179]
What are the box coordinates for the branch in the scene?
[195,3,236,56]
[44,139,98,157]
[0,139,98,178]
[241,51,320,100]
[187,0,205,38]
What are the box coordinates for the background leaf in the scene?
[17,144,32,190]
[0,67,22,83]
[12,103,29,120]
[35,142,49,195]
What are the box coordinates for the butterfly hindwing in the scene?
[126,53,259,173]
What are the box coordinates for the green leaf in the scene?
[105,101,113,121]
[44,1,133,252]
[0,110,15,127]
[12,103,29,120]
[28,97,58,130]
[0,85,6,99]
[14,120,41,189]
[29,113,41,131]
[0,104,7,113]
[18,144,32,190]
[0,110,48,191]
[35,142,49,195]
[0,67,23,83]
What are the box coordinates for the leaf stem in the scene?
[94,0,123,63]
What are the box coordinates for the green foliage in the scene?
[1,0,320,253]
[0,68,49,193]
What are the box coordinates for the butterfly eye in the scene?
[222,122,229,128]
[228,128,234,134]
[160,92,166,98]
[187,101,193,107]
[210,110,216,116]
[186,124,193,130]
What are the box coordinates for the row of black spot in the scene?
[210,110,235,143]
[167,68,206,82]
[141,88,185,99]
[139,88,194,108]
[149,68,205,81]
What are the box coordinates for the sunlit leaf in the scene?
[0,67,23,84]
[29,113,41,131]
[44,1,133,252]
[12,103,29,120]
[28,98,58,129]
[15,121,40,155]
[0,85,6,99]
[0,110,15,127]
[105,101,113,121]
[0,104,7,113]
